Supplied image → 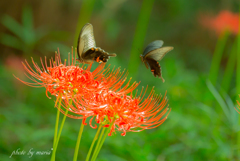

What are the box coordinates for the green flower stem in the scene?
[209,31,229,85]
[85,124,103,161]
[53,95,62,148]
[128,0,155,77]
[91,118,116,161]
[221,39,237,92]
[90,127,106,161]
[50,99,71,161]
[73,121,85,161]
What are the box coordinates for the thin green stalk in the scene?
[209,31,229,85]
[221,40,237,92]
[91,118,116,161]
[128,0,155,77]
[73,121,85,161]
[91,130,108,161]
[53,95,62,147]
[90,127,106,161]
[50,99,71,161]
[85,124,103,161]
[74,0,96,47]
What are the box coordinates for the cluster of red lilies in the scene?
[15,50,170,136]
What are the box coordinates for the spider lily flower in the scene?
[14,51,86,99]
[200,10,239,35]
[62,86,170,136]
[14,49,139,100]
[15,49,170,136]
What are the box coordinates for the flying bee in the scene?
[77,23,116,64]
[140,40,173,82]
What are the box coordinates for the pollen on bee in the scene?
[95,48,98,51]
[91,48,94,50]
[151,69,154,72]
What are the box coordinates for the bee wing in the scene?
[77,23,96,58]
[144,46,173,61]
[143,40,164,56]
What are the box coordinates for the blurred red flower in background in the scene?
[200,10,239,35]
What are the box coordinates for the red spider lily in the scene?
[200,10,239,35]
[60,86,170,136]
[14,54,95,99]
[15,49,170,136]
[14,49,139,100]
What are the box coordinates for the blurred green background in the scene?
[0,0,240,160]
